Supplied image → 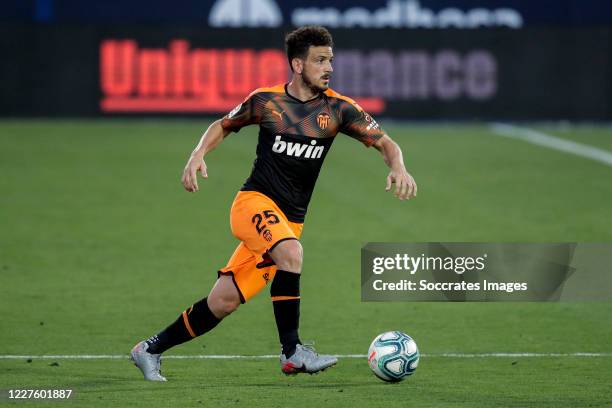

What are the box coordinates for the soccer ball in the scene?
[368,331,419,382]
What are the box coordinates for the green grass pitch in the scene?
[1,120,611,407]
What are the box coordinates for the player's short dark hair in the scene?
[285,26,333,71]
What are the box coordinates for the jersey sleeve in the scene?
[339,100,385,147]
[221,92,265,133]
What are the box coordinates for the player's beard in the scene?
[301,68,330,93]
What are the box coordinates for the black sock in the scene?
[270,270,301,357]
[145,297,221,354]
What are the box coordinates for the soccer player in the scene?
[131,26,417,381]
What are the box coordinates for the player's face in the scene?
[301,46,334,92]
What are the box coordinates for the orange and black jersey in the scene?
[221,83,385,223]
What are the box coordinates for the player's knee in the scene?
[271,239,303,273]
[219,297,240,316]
[210,296,240,318]
[208,276,242,318]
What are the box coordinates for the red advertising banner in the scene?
[100,39,385,114]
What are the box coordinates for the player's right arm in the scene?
[181,119,230,192]
[181,92,264,192]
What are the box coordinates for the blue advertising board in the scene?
[4,0,612,26]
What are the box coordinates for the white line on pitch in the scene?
[490,123,612,167]
[1,353,611,360]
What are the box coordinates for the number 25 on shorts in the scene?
[251,210,280,235]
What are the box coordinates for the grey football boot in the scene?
[280,344,338,375]
[130,341,167,382]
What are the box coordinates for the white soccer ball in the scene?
[368,331,419,382]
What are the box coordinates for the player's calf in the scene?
[270,269,302,358]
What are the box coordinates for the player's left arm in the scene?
[373,135,417,201]
[339,98,417,201]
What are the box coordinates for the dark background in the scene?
[1,0,611,119]
[4,0,612,25]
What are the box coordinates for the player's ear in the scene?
[291,58,303,74]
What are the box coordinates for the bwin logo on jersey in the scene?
[272,135,324,159]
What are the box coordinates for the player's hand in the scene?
[181,155,208,192]
[385,168,417,201]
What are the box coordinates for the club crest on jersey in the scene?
[317,112,330,129]
[272,135,324,159]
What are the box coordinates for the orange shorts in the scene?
[219,191,303,302]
